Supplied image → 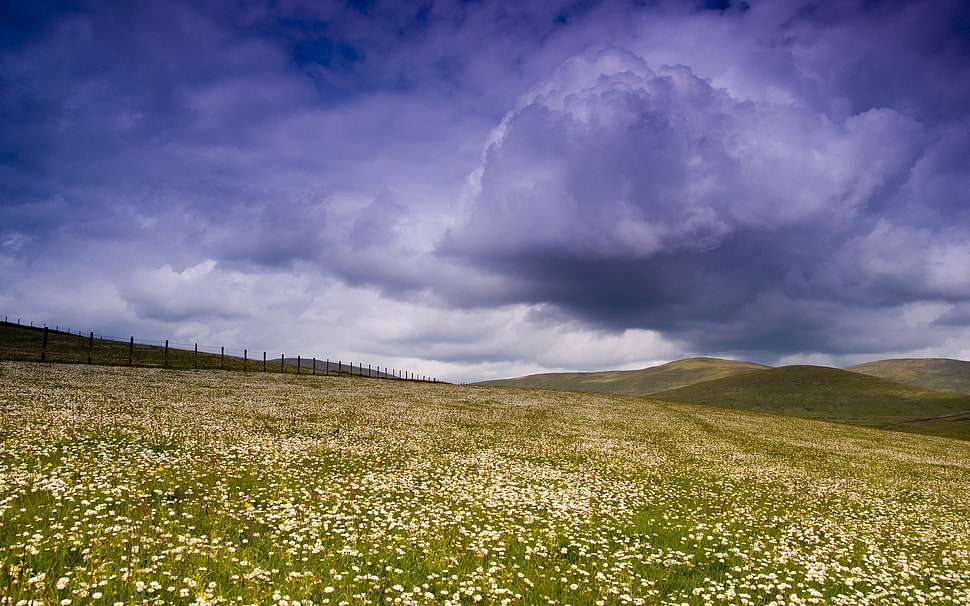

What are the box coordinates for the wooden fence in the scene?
[0,318,439,382]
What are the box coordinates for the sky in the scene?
[2,0,970,383]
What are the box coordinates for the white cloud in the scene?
[124,260,314,323]
[450,47,927,264]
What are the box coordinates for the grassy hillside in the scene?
[1,361,968,605]
[0,362,970,606]
[476,357,769,396]
[651,364,970,439]
[885,410,970,441]
[846,358,970,394]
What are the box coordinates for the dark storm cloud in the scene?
[442,1,970,359]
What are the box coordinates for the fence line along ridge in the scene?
[0,318,440,383]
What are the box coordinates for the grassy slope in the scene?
[650,365,970,439]
[845,358,970,394]
[475,357,769,396]
[885,411,970,441]
[0,321,263,370]
[1,362,969,605]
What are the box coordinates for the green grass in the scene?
[475,357,769,396]
[1,361,968,606]
[845,358,970,394]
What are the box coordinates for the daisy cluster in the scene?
[0,362,968,606]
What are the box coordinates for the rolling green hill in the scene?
[650,365,970,439]
[845,358,970,394]
[475,357,769,396]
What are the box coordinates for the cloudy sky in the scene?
[2,0,969,382]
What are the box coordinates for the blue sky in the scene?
[2,0,970,382]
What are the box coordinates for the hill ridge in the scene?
[649,364,970,440]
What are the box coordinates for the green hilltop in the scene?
[475,357,769,396]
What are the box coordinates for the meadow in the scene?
[1,362,969,606]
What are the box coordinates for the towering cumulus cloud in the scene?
[443,34,970,357]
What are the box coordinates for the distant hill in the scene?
[650,365,970,439]
[845,358,970,395]
[475,356,970,440]
[474,357,769,397]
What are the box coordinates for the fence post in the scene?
[326,358,330,376]
[164,340,169,368]
[128,337,134,366]
[244,349,248,372]
[41,327,49,362]
[312,357,316,375]
[221,346,225,370]
[281,355,285,373]
[263,351,266,372]
[338,360,342,375]
[297,355,301,375]
[195,343,198,369]
[88,332,94,364]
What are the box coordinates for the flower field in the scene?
[1,362,968,606]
